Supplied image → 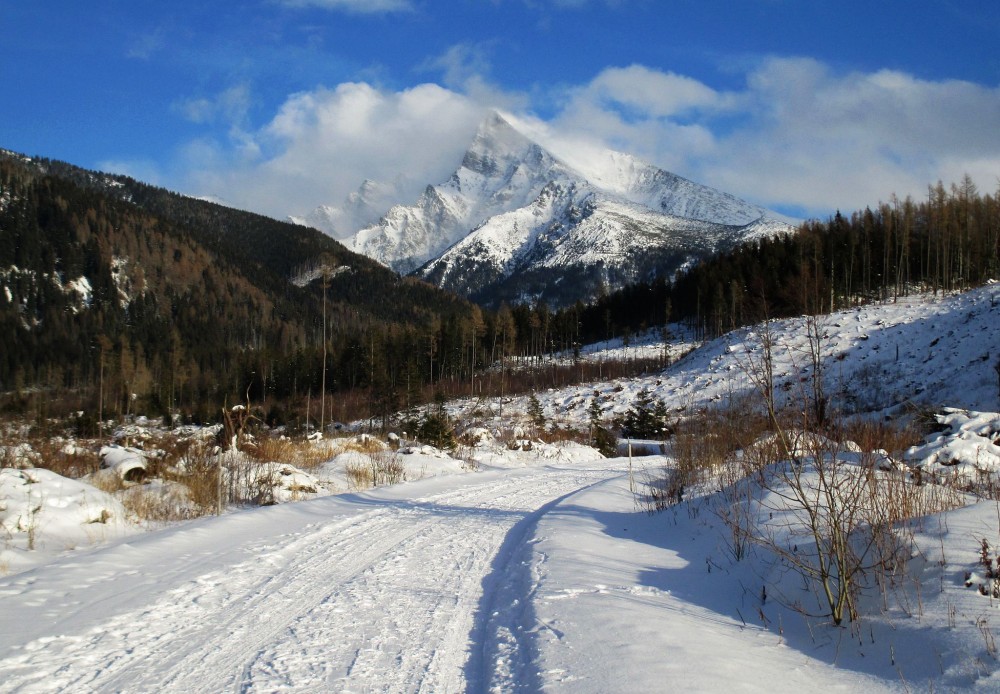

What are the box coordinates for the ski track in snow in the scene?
[0,464,621,693]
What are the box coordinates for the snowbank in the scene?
[0,467,136,574]
[905,408,1000,483]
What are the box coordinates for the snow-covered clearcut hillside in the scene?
[495,282,1000,428]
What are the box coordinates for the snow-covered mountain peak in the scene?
[449,112,569,201]
[348,112,579,273]
[460,112,537,177]
[291,178,399,240]
[350,179,383,204]
[342,112,796,303]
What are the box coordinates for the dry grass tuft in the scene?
[88,469,125,495]
[648,405,772,510]
[0,433,100,478]
[164,444,221,513]
[120,483,201,523]
[248,435,331,471]
[344,449,405,490]
[536,424,589,446]
[838,418,923,458]
[337,436,385,455]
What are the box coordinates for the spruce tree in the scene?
[621,387,671,439]
[588,393,618,457]
[527,392,545,427]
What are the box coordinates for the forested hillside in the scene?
[560,177,1000,345]
[0,152,478,424]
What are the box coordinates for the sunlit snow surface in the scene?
[500,282,1000,426]
[2,284,1000,691]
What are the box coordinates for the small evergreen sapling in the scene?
[527,393,545,428]
[588,393,618,458]
[416,393,457,450]
[620,387,672,440]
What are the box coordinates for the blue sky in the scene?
[2,1,998,222]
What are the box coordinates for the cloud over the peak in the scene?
[181,82,488,224]
[545,58,1000,215]
[173,56,1000,229]
[707,57,1000,213]
[573,64,725,118]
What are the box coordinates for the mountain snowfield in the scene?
[2,284,1000,692]
[289,178,402,242]
[349,112,576,274]
[299,112,794,305]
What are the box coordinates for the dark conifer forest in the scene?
[566,177,999,345]
[1,149,997,426]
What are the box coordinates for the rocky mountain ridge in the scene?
[305,112,796,306]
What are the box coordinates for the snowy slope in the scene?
[489,283,1000,429]
[344,112,793,304]
[4,285,1000,692]
[290,179,400,241]
[567,148,794,227]
[521,474,899,694]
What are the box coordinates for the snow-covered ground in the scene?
[0,446,913,693]
[2,284,1000,692]
[487,282,1000,427]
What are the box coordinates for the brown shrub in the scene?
[344,448,405,490]
[837,418,923,458]
[248,435,331,471]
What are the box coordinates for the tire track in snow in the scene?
[0,464,623,693]
[240,468,619,692]
[0,507,419,693]
[464,473,621,694]
[242,504,521,692]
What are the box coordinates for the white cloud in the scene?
[176,85,252,126]
[420,44,492,91]
[181,82,489,224]
[277,0,413,13]
[542,59,1000,215]
[572,64,724,118]
[173,57,1000,229]
[705,58,1000,213]
[418,43,529,112]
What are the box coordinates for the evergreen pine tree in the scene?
[527,392,545,427]
[621,387,672,439]
[588,393,618,457]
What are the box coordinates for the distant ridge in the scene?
[325,112,794,306]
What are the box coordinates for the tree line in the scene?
[565,176,999,343]
[2,147,996,429]
[0,152,642,428]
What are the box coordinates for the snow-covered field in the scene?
[2,284,1000,692]
[495,282,1000,427]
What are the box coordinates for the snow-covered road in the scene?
[0,460,624,693]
